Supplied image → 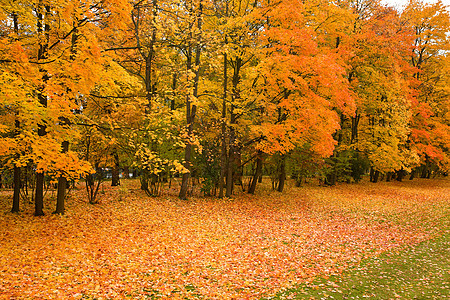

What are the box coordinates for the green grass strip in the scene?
[269,233,450,299]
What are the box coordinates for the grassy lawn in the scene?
[0,178,449,299]
[270,233,449,299]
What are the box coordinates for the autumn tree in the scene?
[247,0,355,191]
[0,0,132,214]
[403,0,450,178]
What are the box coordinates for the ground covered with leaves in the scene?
[1,178,449,299]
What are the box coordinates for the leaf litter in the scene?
[0,178,448,299]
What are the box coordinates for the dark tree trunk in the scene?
[34,3,50,217]
[351,113,360,144]
[218,50,228,198]
[248,152,262,194]
[420,166,427,178]
[421,166,432,179]
[409,168,416,180]
[111,150,120,186]
[55,175,67,214]
[54,14,79,215]
[326,173,337,186]
[386,172,393,182]
[396,169,405,182]
[234,147,243,191]
[140,169,149,192]
[225,55,242,197]
[133,0,157,192]
[372,170,380,183]
[24,165,30,200]
[139,0,157,112]
[179,0,202,199]
[123,166,130,179]
[277,155,286,192]
[171,73,177,110]
[34,171,45,216]
[179,142,192,200]
[370,167,381,183]
[84,133,102,204]
[54,141,69,215]
[12,166,20,213]
[12,116,21,212]
[225,123,235,197]
[34,123,46,216]
[420,157,430,178]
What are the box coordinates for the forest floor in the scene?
[0,177,449,299]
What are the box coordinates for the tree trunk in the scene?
[421,165,429,178]
[277,155,286,192]
[123,166,130,179]
[218,50,228,198]
[34,121,46,216]
[34,2,50,217]
[234,147,243,191]
[386,172,393,182]
[420,156,430,178]
[225,125,235,197]
[111,150,120,186]
[140,169,149,192]
[326,173,337,186]
[396,169,405,182]
[225,55,242,197]
[171,73,177,110]
[179,142,192,200]
[351,113,360,144]
[179,0,203,200]
[248,152,262,194]
[54,141,69,215]
[137,0,157,112]
[370,167,381,183]
[12,116,21,212]
[34,171,45,216]
[12,165,20,213]
[372,170,380,183]
[54,14,79,214]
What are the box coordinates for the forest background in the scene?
[0,0,449,215]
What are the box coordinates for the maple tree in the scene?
[248,0,355,191]
[350,3,417,182]
[403,0,450,178]
[0,0,132,213]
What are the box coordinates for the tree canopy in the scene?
[1,0,449,212]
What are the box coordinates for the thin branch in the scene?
[103,46,141,52]
[89,93,145,99]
